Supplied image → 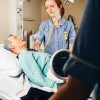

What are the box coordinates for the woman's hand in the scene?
[33,40,41,51]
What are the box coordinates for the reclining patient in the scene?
[4,35,57,100]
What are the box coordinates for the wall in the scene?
[0,0,10,43]
[0,0,20,43]
[63,0,86,28]
[41,0,86,29]
[23,0,41,33]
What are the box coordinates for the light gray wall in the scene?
[23,0,41,33]
[0,0,10,43]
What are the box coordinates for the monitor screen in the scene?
[52,50,70,78]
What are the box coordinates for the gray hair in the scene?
[4,35,13,52]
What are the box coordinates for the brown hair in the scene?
[54,0,65,16]
[45,0,65,17]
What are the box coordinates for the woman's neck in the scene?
[51,15,62,27]
[53,18,61,27]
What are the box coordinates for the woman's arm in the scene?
[33,40,41,51]
[69,43,74,52]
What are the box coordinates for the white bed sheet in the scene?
[0,70,58,100]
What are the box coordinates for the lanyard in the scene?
[42,25,54,52]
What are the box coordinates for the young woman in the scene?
[33,0,76,55]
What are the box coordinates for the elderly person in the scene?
[4,35,57,88]
[4,35,57,100]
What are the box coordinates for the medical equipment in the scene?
[50,49,94,100]
[50,49,70,80]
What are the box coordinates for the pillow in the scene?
[0,44,22,77]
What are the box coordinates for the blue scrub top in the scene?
[35,18,76,55]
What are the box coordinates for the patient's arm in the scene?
[19,50,57,88]
[34,52,51,76]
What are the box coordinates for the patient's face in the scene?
[8,35,27,49]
